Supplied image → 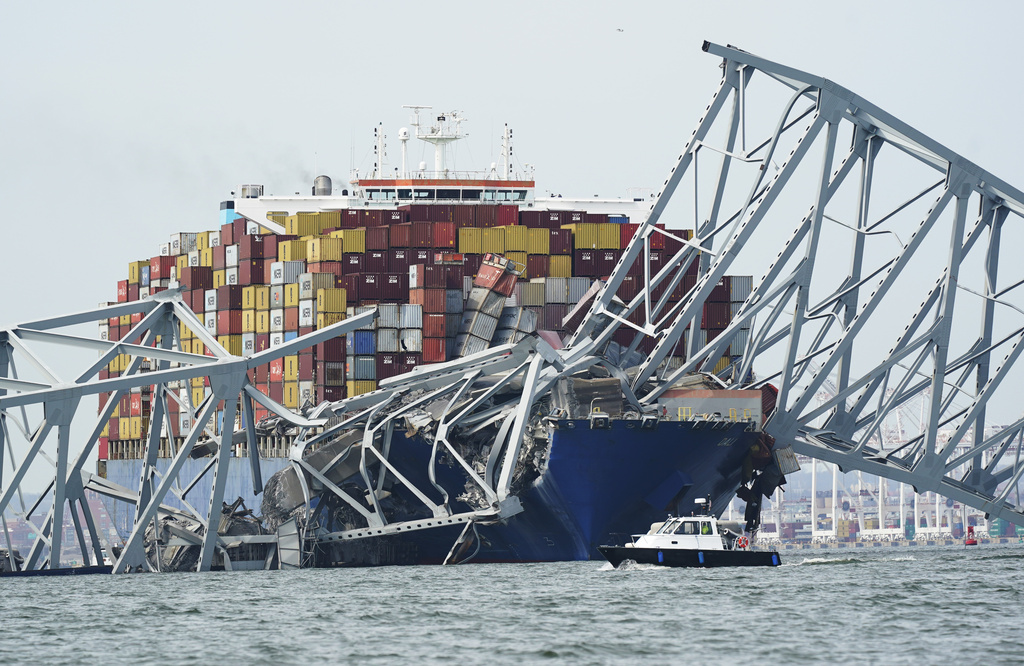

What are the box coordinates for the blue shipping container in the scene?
[284,331,298,343]
[609,215,629,224]
[140,266,151,287]
[347,330,376,355]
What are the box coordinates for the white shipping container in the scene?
[270,310,285,333]
[377,304,401,329]
[455,333,490,357]
[567,277,591,304]
[270,261,305,285]
[242,333,256,356]
[400,304,423,329]
[270,285,285,307]
[270,332,285,348]
[188,250,201,267]
[246,221,260,235]
[179,413,192,436]
[460,311,499,341]
[209,233,221,248]
[730,276,754,303]
[463,275,474,300]
[298,380,314,407]
[225,244,239,268]
[204,312,217,335]
[517,307,538,333]
[353,305,377,330]
[445,313,461,337]
[731,328,750,354]
[159,242,172,256]
[205,289,218,312]
[545,277,568,304]
[518,281,546,307]
[139,287,150,299]
[376,328,400,353]
[399,328,423,352]
[298,272,336,300]
[299,299,317,328]
[226,267,238,285]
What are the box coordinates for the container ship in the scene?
[97,109,783,567]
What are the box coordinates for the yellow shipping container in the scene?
[219,335,243,356]
[196,231,211,251]
[255,286,270,311]
[119,313,131,327]
[714,355,731,374]
[316,288,348,313]
[176,254,189,271]
[129,416,149,441]
[285,283,300,307]
[111,404,120,418]
[118,418,130,441]
[458,228,482,254]
[331,228,365,254]
[192,387,206,407]
[127,260,149,285]
[284,356,298,382]
[481,227,506,254]
[318,210,341,229]
[548,255,572,278]
[179,321,194,341]
[308,237,344,262]
[100,420,109,438]
[200,247,214,267]
[191,376,205,389]
[242,310,256,333]
[506,252,528,276]
[283,381,299,409]
[527,228,550,255]
[213,270,227,289]
[285,213,323,237]
[242,286,257,310]
[564,223,599,249]
[279,240,308,262]
[193,341,206,357]
[597,223,620,250]
[347,380,377,397]
[256,310,270,334]
[503,225,528,252]
[316,313,346,329]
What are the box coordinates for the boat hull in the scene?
[598,545,781,568]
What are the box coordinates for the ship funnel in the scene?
[313,175,332,196]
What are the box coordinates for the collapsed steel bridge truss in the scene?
[4,41,1024,573]
[573,41,1024,526]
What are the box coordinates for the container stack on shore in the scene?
[98,203,750,461]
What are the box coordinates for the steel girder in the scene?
[0,288,376,572]
[572,41,1024,527]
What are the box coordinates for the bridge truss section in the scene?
[0,290,376,573]
[573,41,1024,527]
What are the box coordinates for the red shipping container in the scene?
[269,359,284,382]
[445,265,463,289]
[497,205,519,226]
[410,248,434,266]
[383,209,408,225]
[549,229,572,255]
[268,382,283,403]
[574,249,597,277]
[376,353,401,380]
[388,249,411,274]
[596,250,620,276]
[365,251,388,274]
[255,334,270,353]
[429,204,453,222]
[217,285,244,310]
[410,288,446,313]
[338,275,360,302]
[474,263,503,290]
[299,354,314,381]
[423,313,446,338]
[476,205,499,228]
[191,289,205,313]
[130,393,142,417]
[402,204,432,222]
[432,222,457,249]
[108,324,120,341]
[307,261,343,277]
[220,222,234,246]
[620,223,640,249]
[519,210,541,228]
[463,254,482,277]
[526,255,548,279]
[254,364,269,383]
[381,273,409,302]
[284,307,299,330]
[263,235,284,261]
[617,275,640,301]
[317,385,346,403]
[130,311,143,324]
[212,245,227,270]
[316,338,347,361]
[411,222,433,248]
[650,223,667,251]
[299,326,313,337]
[231,218,246,240]
[363,210,385,227]
[239,234,264,260]
[366,226,390,251]
[390,223,412,248]
[358,273,382,301]
[399,353,422,373]
[218,310,243,335]
[120,394,131,415]
[585,213,609,225]
[117,280,128,303]
[544,211,564,226]
[422,337,447,363]
[542,304,569,331]
[342,253,365,275]
[421,264,446,288]
[453,206,476,227]
[703,302,732,328]
[128,284,140,301]
[343,209,362,228]
[650,250,666,277]
[150,256,176,280]
[565,211,586,224]
[494,271,517,297]
[708,277,731,303]
[98,437,108,460]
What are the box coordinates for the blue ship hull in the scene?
[102,419,758,565]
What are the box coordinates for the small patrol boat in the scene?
[598,499,781,568]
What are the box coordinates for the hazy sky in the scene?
[3,1,1024,492]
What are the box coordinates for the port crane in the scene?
[3,42,1024,573]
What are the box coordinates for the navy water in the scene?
[2,544,1022,664]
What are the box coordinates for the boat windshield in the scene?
[672,521,701,535]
